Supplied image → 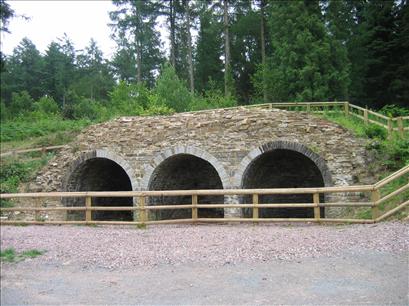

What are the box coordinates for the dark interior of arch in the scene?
[242,149,325,218]
[66,158,133,221]
[149,154,224,220]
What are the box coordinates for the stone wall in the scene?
[25,107,375,219]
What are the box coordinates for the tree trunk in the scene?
[224,0,230,97]
[136,39,142,84]
[260,0,267,103]
[186,0,194,94]
[170,0,176,67]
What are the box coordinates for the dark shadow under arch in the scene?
[241,149,326,218]
[148,154,224,220]
[65,157,133,221]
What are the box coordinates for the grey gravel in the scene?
[1,222,408,270]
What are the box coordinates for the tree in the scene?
[43,34,76,107]
[1,38,45,103]
[0,0,15,71]
[360,1,400,108]
[223,0,231,97]
[391,0,409,106]
[230,0,261,103]
[254,1,349,102]
[259,0,267,103]
[195,5,223,94]
[74,39,114,101]
[185,0,194,94]
[154,63,192,112]
[110,0,163,85]
[0,0,14,33]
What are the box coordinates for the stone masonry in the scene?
[26,107,376,220]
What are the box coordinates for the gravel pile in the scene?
[1,222,408,270]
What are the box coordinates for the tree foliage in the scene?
[1,0,408,123]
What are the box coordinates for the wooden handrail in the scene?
[0,165,407,225]
[0,185,375,199]
[374,165,409,189]
[375,200,409,222]
[0,145,68,158]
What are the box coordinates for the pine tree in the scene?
[43,35,76,107]
[255,1,349,102]
[1,38,45,103]
[74,39,114,101]
[195,5,224,93]
[110,0,163,85]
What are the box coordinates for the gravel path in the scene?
[1,222,408,270]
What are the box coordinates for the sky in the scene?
[1,1,120,59]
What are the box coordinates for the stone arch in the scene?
[236,141,332,218]
[63,149,138,221]
[140,145,230,191]
[63,149,138,192]
[140,145,229,220]
[234,141,332,188]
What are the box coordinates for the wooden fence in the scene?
[0,145,67,158]
[1,165,407,226]
[244,101,408,137]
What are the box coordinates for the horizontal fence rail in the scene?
[0,145,68,158]
[1,165,408,226]
[186,101,408,137]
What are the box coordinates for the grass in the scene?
[320,110,408,221]
[0,116,91,143]
[0,154,54,208]
[0,248,45,263]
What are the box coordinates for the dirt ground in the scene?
[1,223,408,305]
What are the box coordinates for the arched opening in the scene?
[65,158,133,221]
[148,154,224,220]
[241,149,325,218]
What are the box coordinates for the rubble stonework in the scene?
[28,107,375,219]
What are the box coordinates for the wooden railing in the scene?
[0,145,68,158]
[244,101,408,137]
[1,165,407,226]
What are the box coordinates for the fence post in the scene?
[364,106,369,125]
[138,196,146,225]
[313,193,320,221]
[252,194,259,220]
[397,117,404,138]
[34,197,40,222]
[192,194,198,222]
[307,103,311,112]
[371,189,380,221]
[344,102,349,116]
[387,117,393,138]
[85,196,92,223]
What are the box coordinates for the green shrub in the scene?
[154,63,192,112]
[190,87,237,111]
[379,104,409,117]
[0,101,11,120]
[9,91,34,116]
[109,81,149,114]
[72,98,103,120]
[364,125,387,140]
[34,96,60,115]
[0,157,52,207]
[382,137,409,170]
